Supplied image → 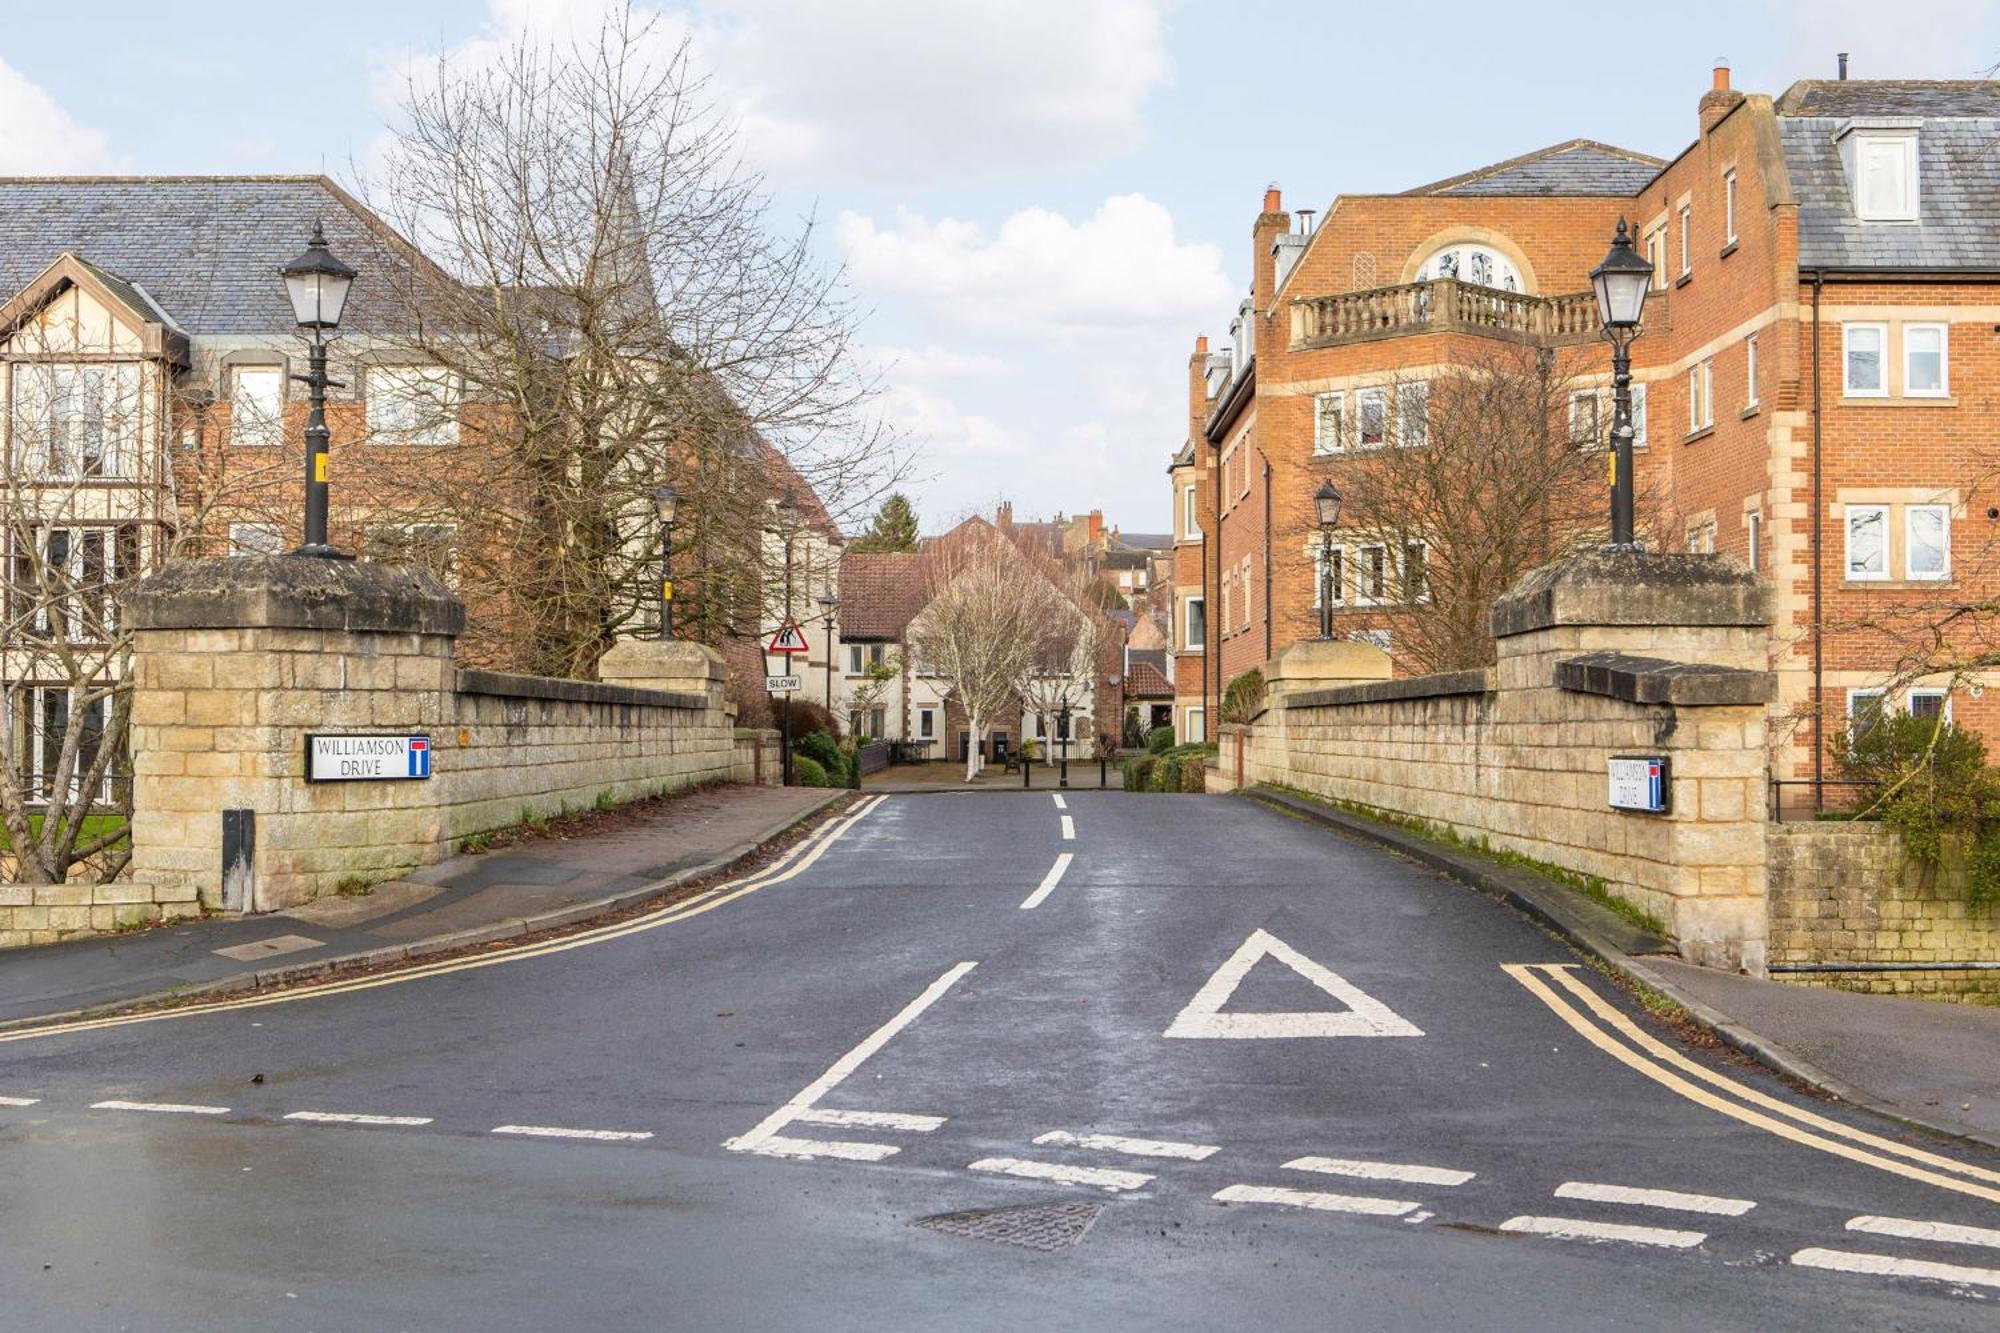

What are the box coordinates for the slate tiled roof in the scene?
[1116,532,1172,551]
[0,176,431,335]
[1404,140,1664,197]
[1775,82,2000,271]
[1125,660,1173,698]
[837,551,927,639]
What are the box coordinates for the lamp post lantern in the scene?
[1314,480,1343,639]
[653,483,679,639]
[279,222,356,558]
[1590,218,1653,550]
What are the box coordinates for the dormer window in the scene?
[1837,121,1920,223]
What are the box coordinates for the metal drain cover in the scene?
[916,1200,1105,1252]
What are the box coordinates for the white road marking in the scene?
[91,1099,230,1116]
[1034,1130,1220,1160]
[1051,794,1067,810]
[491,1124,653,1142]
[727,960,978,1155]
[283,1111,434,1127]
[1164,928,1424,1039]
[1847,1214,2000,1250]
[1060,815,1075,840]
[1793,1247,2000,1290]
[1284,1156,1474,1187]
[1553,1181,1756,1217]
[1214,1184,1421,1217]
[793,1108,944,1132]
[1499,1216,1706,1249]
[968,1157,1152,1192]
[753,1135,901,1162]
[1018,853,1074,910]
[0,1095,40,1107]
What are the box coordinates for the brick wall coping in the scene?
[1556,651,1775,707]
[1491,549,1771,639]
[1287,668,1495,710]
[123,555,465,637]
[455,668,707,713]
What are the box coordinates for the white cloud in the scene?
[1762,0,2000,81]
[867,345,1021,382]
[0,57,117,173]
[837,194,1232,338]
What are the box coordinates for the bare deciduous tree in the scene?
[1014,572,1112,766]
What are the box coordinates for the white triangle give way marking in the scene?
[1163,928,1424,1039]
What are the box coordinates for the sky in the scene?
[1,0,1996,533]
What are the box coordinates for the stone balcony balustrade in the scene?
[1290,277,1661,351]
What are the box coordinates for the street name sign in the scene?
[1607,754,1670,814]
[307,734,433,782]
[767,620,810,654]
[766,674,803,692]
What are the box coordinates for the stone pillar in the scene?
[1492,550,1773,974]
[597,638,728,711]
[121,556,464,914]
[1209,638,1393,791]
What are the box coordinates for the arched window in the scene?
[1415,244,1521,293]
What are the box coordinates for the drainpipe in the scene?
[1262,452,1274,661]
[1205,452,1216,742]
[1810,270,1825,811]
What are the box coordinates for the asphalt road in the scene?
[2,791,1997,1331]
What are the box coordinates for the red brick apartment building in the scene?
[1170,66,2000,802]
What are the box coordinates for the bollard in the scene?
[1022,756,1030,789]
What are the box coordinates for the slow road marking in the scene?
[1165,929,1423,1039]
[1214,1184,1421,1217]
[1034,1130,1220,1160]
[1019,853,1074,910]
[969,1157,1152,1192]
[1553,1181,1755,1217]
[1284,1156,1474,1187]
[1499,1216,1706,1249]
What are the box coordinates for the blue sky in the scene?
[2,0,1995,531]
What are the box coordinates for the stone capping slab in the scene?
[1556,651,1774,707]
[1286,668,1495,711]
[123,555,465,637]
[455,668,706,713]
[1491,549,1772,639]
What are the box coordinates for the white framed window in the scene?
[1745,335,1759,409]
[1312,545,1344,608]
[1904,323,1948,397]
[1646,228,1666,288]
[1724,171,1738,245]
[1568,390,1602,446]
[1845,504,1889,580]
[24,686,111,805]
[1687,360,1713,432]
[1312,391,1345,454]
[1847,687,1888,746]
[1395,381,1429,448]
[9,361,142,479]
[229,366,284,448]
[1909,689,1950,721]
[21,525,135,640]
[1357,544,1387,602]
[1402,541,1428,602]
[366,365,459,445]
[1183,596,1204,652]
[1413,244,1520,292]
[918,707,936,739]
[846,644,863,674]
[1631,381,1648,447]
[1843,323,1887,397]
[1183,706,1205,744]
[1238,556,1253,630]
[1356,388,1387,449]
[229,522,284,556]
[1853,135,1918,222]
[1747,511,1762,569]
[1678,204,1692,276]
[1686,521,1716,555]
[1906,504,1950,580]
[1181,484,1199,539]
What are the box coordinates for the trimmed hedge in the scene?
[1220,668,1265,724]
[1124,742,1216,794]
[1180,756,1208,792]
[1122,755,1157,790]
[792,755,830,787]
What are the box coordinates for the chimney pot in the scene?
[1838,52,1849,80]
[1195,334,1208,355]
[1263,185,1282,213]
[1712,59,1730,91]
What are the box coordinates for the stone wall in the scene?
[1767,823,2000,1000]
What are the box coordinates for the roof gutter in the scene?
[1203,359,1256,443]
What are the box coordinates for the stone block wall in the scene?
[1767,823,2000,1000]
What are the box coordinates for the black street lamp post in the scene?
[279,223,356,559]
[653,483,679,639]
[818,593,840,713]
[774,489,800,786]
[1057,700,1073,789]
[1314,480,1343,639]
[1590,219,1654,550]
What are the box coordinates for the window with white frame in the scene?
[1724,171,1738,245]
[1847,687,1888,745]
[1904,323,1948,397]
[1845,504,1888,580]
[230,366,283,448]
[229,522,284,556]
[1686,520,1716,554]
[1403,541,1428,602]
[1182,484,1199,538]
[1851,134,1918,222]
[1219,567,1232,632]
[1687,359,1713,432]
[9,362,142,479]
[1631,381,1648,446]
[1238,556,1253,630]
[1312,545,1344,607]
[1183,706,1205,744]
[1909,689,1950,720]
[23,686,111,805]
[1395,381,1428,448]
[1357,544,1387,602]
[1568,390,1601,446]
[17,525,138,641]
[1843,323,1887,396]
[1747,510,1762,569]
[366,365,459,445]
[1356,388,1387,449]
[1745,335,1759,409]
[1646,227,1666,288]
[1312,391,1345,454]
[1907,504,1950,579]
[918,707,936,739]
[1678,204,1692,276]
[1183,596,1204,651]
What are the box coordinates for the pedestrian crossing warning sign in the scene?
[766,620,810,654]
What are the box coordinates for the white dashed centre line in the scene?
[1793,1247,2000,1290]
[284,1111,435,1127]
[1499,1216,1706,1249]
[91,1099,231,1116]
[1051,794,1067,809]
[1034,1130,1220,1160]
[0,1095,40,1107]
[1284,1156,1475,1187]
[1019,853,1074,910]
[1846,1213,2000,1250]
[1060,815,1075,840]
[968,1157,1152,1192]
[1214,1184,1421,1217]
[491,1125,654,1142]
[1553,1181,1754,1216]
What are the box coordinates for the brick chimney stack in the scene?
[1252,184,1290,307]
[1699,59,1744,134]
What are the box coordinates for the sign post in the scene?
[767,620,810,786]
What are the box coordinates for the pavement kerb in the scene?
[1239,785,2000,1157]
[0,790,850,1035]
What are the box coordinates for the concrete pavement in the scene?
[0,791,1996,1328]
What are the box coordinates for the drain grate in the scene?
[916,1200,1105,1252]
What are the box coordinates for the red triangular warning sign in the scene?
[767,620,810,654]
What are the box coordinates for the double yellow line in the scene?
[0,795,887,1046]
[1506,962,2000,1206]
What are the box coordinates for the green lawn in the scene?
[0,813,129,852]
